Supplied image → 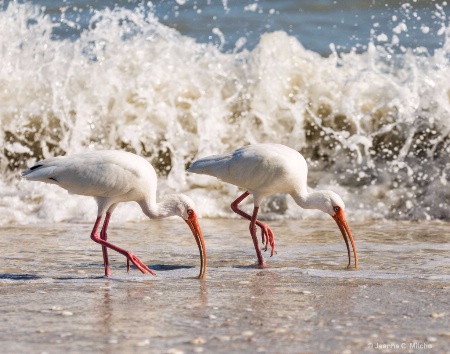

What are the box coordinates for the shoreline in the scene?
[0,219,449,353]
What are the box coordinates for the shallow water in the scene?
[1,218,449,353]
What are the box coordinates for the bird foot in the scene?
[260,224,276,257]
[263,246,277,257]
[346,263,358,271]
[126,252,156,276]
[257,261,267,268]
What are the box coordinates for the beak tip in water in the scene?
[185,215,207,279]
[333,211,358,271]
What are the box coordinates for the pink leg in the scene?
[249,206,265,266]
[90,216,156,276]
[231,192,277,263]
[99,212,111,277]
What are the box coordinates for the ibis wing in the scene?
[189,144,308,195]
[22,151,152,198]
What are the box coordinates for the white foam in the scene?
[1,3,450,224]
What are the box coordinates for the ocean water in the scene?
[1,0,450,224]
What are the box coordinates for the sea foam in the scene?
[1,3,450,224]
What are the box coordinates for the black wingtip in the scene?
[29,164,43,171]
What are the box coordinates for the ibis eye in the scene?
[187,210,193,215]
[334,206,340,212]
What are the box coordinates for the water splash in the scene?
[1,2,450,224]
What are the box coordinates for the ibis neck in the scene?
[291,191,324,211]
[139,195,178,220]
[289,178,317,210]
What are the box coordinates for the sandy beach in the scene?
[1,218,449,353]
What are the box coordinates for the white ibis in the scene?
[22,150,206,278]
[188,143,358,268]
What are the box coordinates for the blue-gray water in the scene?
[7,0,450,55]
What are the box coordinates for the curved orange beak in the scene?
[185,211,207,279]
[332,209,358,269]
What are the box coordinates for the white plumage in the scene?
[189,143,358,268]
[22,150,206,278]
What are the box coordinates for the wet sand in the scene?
[1,219,449,353]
